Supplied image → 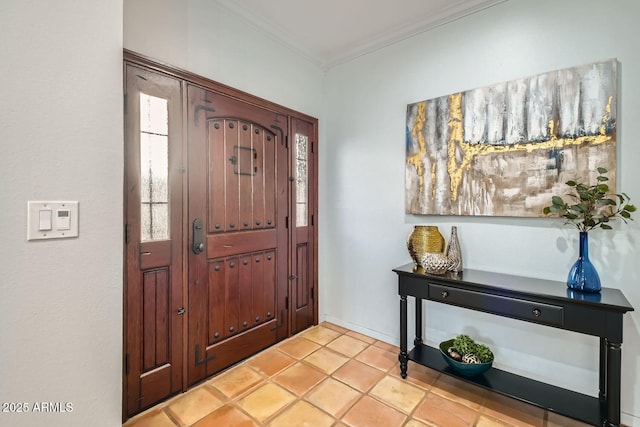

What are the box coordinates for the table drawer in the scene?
[429,284,564,326]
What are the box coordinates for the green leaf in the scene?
[546,167,634,230]
[601,224,613,230]
[576,203,589,212]
[576,194,587,203]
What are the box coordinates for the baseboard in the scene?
[321,315,398,347]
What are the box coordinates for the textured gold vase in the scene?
[407,226,445,267]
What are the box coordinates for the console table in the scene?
[393,263,634,427]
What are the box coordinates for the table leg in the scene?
[414,297,423,347]
[599,337,607,401]
[399,295,408,378]
[605,340,621,427]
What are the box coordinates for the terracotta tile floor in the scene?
[124,323,595,427]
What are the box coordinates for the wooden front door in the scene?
[124,52,318,419]
[123,65,184,416]
[186,85,290,385]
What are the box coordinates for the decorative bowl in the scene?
[420,252,452,275]
[439,339,492,376]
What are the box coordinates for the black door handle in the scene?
[192,218,204,254]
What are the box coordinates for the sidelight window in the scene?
[295,133,308,227]
[140,93,169,241]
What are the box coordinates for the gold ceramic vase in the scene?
[407,225,445,267]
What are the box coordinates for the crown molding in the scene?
[215,0,508,70]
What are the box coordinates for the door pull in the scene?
[192,218,204,254]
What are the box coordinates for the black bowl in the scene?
[439,339,492,376]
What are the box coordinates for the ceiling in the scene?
[216,0,507,69]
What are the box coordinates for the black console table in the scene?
[393,263,634,427]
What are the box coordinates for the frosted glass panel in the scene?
[140,133,168,202]
[295,134,308,227]
[140,93,169,242]
[151,204,169,239]
[140,93,168,134]
[296,204,307,226]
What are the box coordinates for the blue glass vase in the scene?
[567,232,601,292]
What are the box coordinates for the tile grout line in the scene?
[125,323,592,427]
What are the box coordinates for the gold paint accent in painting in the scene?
[444,115,613,202]
[447,93,464,201]
[407,102,427,197]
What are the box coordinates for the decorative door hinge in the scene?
[285,296,289,310]
[270,309,286,331]
[193,105,216,125]
[125,353,130,375]
[194,344,216,366]
[125,224,131,244]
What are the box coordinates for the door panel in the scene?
[290,118,317,334]
[124,65,184,417]
[187,85,289,385]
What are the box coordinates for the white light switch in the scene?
[38,209,52,230]
[28,201,79,240]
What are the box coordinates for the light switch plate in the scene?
[27,201,79,240]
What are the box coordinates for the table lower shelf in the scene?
[408,344,605,426]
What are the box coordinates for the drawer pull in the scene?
[441,290,449,298]
[532,308,542,317]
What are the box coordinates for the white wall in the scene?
[322,0,640,424]
[124,0,324,119]
[0,1,123,427]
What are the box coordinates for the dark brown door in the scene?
[290,118,317,334]
[123,65,184,416]
[186,85,289,385]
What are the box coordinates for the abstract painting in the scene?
[405,59,617,217]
